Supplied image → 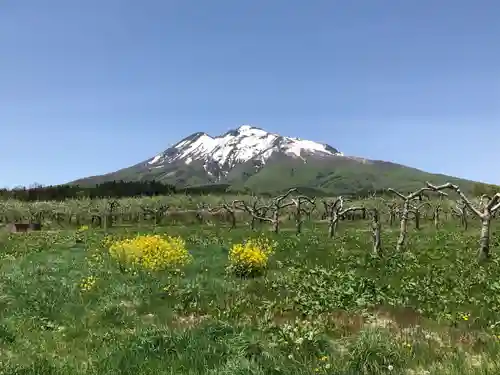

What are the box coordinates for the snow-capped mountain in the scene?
[146,125,343,175]
[71,124,475,195]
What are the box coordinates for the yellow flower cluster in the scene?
[313,355,331,372]
[108,234,192,271]
[228,236,274,276]
[78,225,89,232]
[80,275,97,292]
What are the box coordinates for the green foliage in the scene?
[471,182,500,197]
[1,221,500,373]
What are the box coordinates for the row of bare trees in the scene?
[203,184,500,261]
[382,183,500,260]
[3,182,499,261]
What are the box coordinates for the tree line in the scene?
[1,179,498,202]
[0,181,178,201]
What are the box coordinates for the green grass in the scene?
[1,220,500,374]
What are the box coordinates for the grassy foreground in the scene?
[1,222,500,374]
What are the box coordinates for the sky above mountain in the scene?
[0,0,499,188]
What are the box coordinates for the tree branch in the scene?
[425,181,482,217]
[274,188,298,203]
[387,188,408,200]
[234,201,273,223]
[340,206,365,215]
[486,193,500,211]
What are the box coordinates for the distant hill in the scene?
[71,125,477,195]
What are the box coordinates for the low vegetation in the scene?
[1,181,500,374]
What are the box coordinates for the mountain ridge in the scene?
[71,125,477,194]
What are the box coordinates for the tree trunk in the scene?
[389,212,395,226]
[433,209,440,229]
[154,210,165,226]
[371,209,382,255]
[414,211,420,230]
[107,214,113,229]
[272,210,279,233]
[396,201,410,251]
[328,215,337,238]
[229,211,236,230]
[259,208,268,224]
[296,218,302,234]
[295,205,302,234]
[478,217,491,261]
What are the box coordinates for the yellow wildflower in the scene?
[108,234,191,271]
[80,275,97,292]
[228,236,274,276]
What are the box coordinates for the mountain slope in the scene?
[72,125,476,194]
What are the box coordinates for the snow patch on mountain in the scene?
[147,125,343,170]
[148,154,163,165]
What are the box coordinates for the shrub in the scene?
[108,234,192,271]
[228,236,274,277]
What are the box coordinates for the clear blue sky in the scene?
[1,0,499,188]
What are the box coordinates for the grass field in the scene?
[1,219,500,374]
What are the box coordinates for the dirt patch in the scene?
[271,310,365,335]
[326,310,366,334]
[271,310,302,325]
[372,306,423,328]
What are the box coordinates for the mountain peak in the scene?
[237,124,256,131]
[71,124,477,195]
[236,124,265,134]
[146,125,342,175]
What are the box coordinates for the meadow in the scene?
[1,189,500,374]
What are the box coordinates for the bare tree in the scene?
[141,204,169,225]
[290,196,316,234]
[387,187,448,251]
[381,199,399,226]
[322,197,342,238]
[208,200,241,230]
[195,203,209,225]
[426,182,500,261]
[236,189,297,233]
[433,201,443,229]
[451,200,468,230]
[103,200,119,230]
[409,202,432,230]
[240,198,267,230]
[322,197,365,238]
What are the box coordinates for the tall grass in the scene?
[0,221,499,374]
